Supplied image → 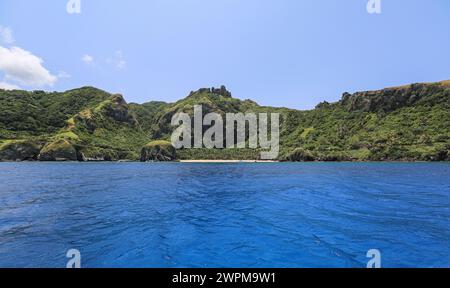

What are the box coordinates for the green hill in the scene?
[0,81,449,162]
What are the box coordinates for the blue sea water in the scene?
[0,162,449,268]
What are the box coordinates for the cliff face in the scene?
[0,140,42,161]
[340,81,450,113]
[0,82,449,162]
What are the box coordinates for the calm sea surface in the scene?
[0,163,449,268]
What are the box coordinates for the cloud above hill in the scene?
[82,54,94,65]
[0,26,58,90]
[0,46,57,88]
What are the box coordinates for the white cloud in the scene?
[82,51,126,71]
[0,81,20,90]
[0,46,57,87]
[58,71,71,79]
[0,26,14,45]
[107,50,126,70]
[82,54,94,65]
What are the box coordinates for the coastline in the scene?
[179,160,279,163]
[0,159,448,164]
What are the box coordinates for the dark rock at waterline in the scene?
[140,141,177,162]
[283,148,315,162]
[0,140,42,161]
[38,139,79,161]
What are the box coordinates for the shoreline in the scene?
[179,160,279,163]
[0,159,448,164]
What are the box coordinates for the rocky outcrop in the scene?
[189,86,232,98]
[102,94,138,123]
[283,148,315,162]
[38,139,79,161]
[78,147,139,162]
[72,94,138,134]
[340,82,450,113]
[0,140,42,161]
[212,86,232,98]
[140,141,177,162]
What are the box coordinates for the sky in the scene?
[0,0,449,109]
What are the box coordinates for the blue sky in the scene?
[0,0,449,109]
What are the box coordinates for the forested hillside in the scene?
[1,81,449,161]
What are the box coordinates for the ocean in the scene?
[0,162,449,268]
